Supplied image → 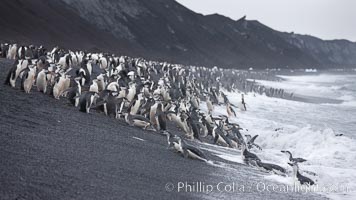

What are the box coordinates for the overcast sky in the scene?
[176,0,356,42]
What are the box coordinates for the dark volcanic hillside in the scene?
[1,0,355,68]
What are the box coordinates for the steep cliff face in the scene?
[0,0,355,68]
[279,32,356,67]
[0,0,139,54]
[61,0,150,40]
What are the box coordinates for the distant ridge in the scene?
[1,0,355,68]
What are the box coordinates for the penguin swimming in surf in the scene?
[254,160,286,175]
[245,134,262,150]
[288,162,315,186]
[241,142,261,165]
[281,150,307,164]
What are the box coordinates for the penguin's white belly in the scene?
[150,104,158,124]
[133,120,149,128]
[107,83,117,92]
[87,63,92,75]
[36,74,46,92]
[207,101,213,111]
[130,102,140,115]
[127,91,135,102]
[201,126,208,137]
[174,143,182,153]
[217,136,228,146]
[97,81,105,91]
[187,150,205,161]
[89,84,98,93]
[24,75,35,93]
[230,140,238,148]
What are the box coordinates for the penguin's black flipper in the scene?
[253,144,262,151]
[187,146,207,160]
[21,69,29,90]
[213,133,219,144]
[4,65,17,85]
[250,135,259,144]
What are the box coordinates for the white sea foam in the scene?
[199,74,356,199]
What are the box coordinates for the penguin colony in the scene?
[1,43,314,186]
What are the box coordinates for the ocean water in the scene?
[200,73,356,199]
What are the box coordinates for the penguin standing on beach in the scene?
[36,56,47,71]
[149,98,161,129]
[79,91,99,113]
[53,75,70,99]
[21,66,36,93]
[1,43,9,58]
[155,103,167,131]
[62,78,82,107]
[5,59,31,88]
[18,46,27,59]
[7,44,17,59]
[96,73,107,92]
[206,94,214,114]
[4,59,20,87]
[129,94,143,115]
[104,92,126,118]
[77,60,91,86]
[89,79,99,93]
[36,69,48,93]
[58,54,72,70]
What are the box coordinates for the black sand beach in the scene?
[0,58,326,200]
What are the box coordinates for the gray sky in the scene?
[176,0,356,42]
